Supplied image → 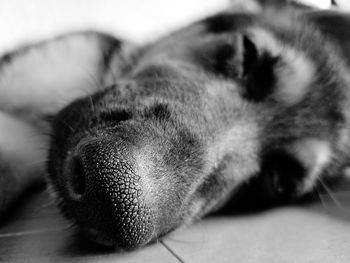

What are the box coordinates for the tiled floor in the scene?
[1,187,350,262]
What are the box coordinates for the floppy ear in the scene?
[211,29,314,105]
[0,32,133,119]
[306,10,350,64]
[238,34,281,102]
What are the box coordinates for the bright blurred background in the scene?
[0,0,348,53]
[0,0,228,52]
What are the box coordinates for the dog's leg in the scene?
[0,31,133,216]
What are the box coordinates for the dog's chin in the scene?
[50,176,210,250]
[69,198,205,250]
[53,193,158,250]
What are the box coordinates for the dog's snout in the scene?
[62,138,155,250]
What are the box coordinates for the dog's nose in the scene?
[63,138,155,250]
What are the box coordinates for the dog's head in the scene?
[47,8,350,250]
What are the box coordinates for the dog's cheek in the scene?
[183,159,235,221]
[182,145,262,220]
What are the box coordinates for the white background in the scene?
[0,0,348,53]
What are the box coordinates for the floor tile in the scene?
[0,231,179,263]
[0,190,179,263]
[163,191,350,263]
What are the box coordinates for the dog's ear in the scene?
[0,32,132,118]
[238,33,281,102]
[210,29,315,105]
[306,10,350,65]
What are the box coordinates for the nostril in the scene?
[65,155,86,198]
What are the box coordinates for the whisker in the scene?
[57,118,76,133]
[89,95,95,113]
[26,159,48,166]
[315,187,328,210]
[35,199,56,211]
[318,177,345,210]
[154,233,159,246]
[78,64,104,91]
[67,222,77,230]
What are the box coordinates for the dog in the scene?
[1,0,350,250]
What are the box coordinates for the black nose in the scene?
[63,138,155,250]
